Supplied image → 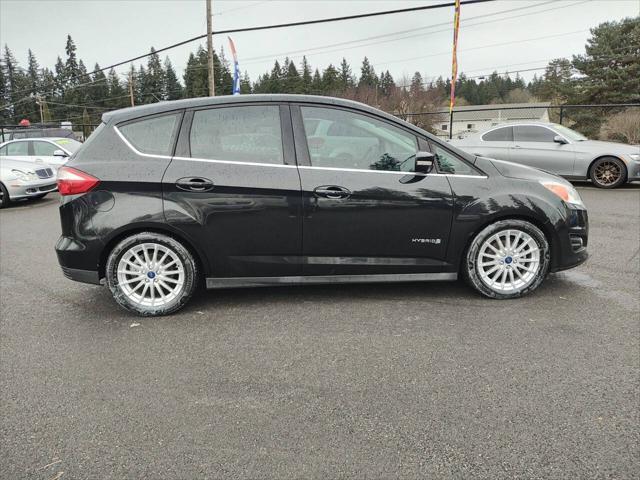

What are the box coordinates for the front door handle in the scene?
[176,177,214,192]
[313,185,351,199]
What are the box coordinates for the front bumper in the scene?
[550,207,589,272]
[6,179,57,200]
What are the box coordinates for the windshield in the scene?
[54,138,83,153]
[552,124,588,142]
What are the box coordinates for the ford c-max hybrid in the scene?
[55,95,588,316]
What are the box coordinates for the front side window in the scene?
[5,142,28,156]
[432,144,478,175]
[482,127,513,142]
[190,105,284,164]
[32,141,58,156]
[514,125,556,143]
[119,113,181,156]
[301,106,418,172]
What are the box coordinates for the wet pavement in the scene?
[1,183,638,479]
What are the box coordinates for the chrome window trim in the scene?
[116,125,486,177]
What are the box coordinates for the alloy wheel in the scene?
[477,229,541,293]
[116,242,186,307]
[594,160,622,186]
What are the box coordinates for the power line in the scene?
[49,0,497,86]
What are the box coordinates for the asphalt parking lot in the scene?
[1,183,638,479]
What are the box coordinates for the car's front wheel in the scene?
[0,183,10,209]
[105,232,198,316]
[464,219,551,299]
[590,156,626,188]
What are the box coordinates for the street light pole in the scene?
[206,0,216,96]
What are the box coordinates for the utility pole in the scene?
[206,0,215,96]
[35,94,44,124]
[128,70,135,107]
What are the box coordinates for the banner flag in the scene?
[449,0,461,114]
[228,36,241,95]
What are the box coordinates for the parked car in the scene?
[450,122,640,188]
[0,127,78,142]
[0,137,82,171]
[0,157,57,208]
[55,95,588,316]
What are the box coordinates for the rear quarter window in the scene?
[118,113,181,156]
[482,127,513,142]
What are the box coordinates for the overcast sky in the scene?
[1,0,638,85]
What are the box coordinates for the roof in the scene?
[103,94,387,124]
[434,102,551,122]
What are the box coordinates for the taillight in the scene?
[57,167,100,196]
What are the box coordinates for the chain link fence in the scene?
[0,123,100,143]
[2,103,639,145]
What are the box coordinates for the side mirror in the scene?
[553,135,568,145]
[414,151,436,174]
[53,149,68,157]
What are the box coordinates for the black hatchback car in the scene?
[55,95,588,316]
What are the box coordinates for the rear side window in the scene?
[4,142,29,156]
[190,105,284,164]
[119,113,181,156]
[482,127,513,142]
[514,125,556,143]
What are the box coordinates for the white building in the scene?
[433,102,551,138]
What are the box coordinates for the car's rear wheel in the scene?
[464,219,551,299]
[590,156,626,188]
[0,183,10,209]
[105,232,198,316]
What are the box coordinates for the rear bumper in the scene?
[61,266,102,285]
[56,235,102,285]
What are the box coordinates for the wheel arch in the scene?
[587,154,628,181]
[458,213,557,274]
[98,223,209,280]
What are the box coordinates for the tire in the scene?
[105,232,198,316]
[590,156,626,189]
[0,182,10,209]
[464,219,551,299]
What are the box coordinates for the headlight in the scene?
[11,169,35,181]
[629,153,640,162]
[540,181,585,208]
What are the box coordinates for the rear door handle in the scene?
[176,177,214,192]
[313,185,351,199]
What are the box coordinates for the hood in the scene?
[574,139,640,155]
[0,157,51,172]
[475,156,568,184]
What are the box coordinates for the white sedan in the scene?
[0,137,83,172]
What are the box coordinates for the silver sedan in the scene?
[0,157,58,208]
[450,122,640,188]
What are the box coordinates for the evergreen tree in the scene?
[572,17,640,104]
[164,57,183,100]
[322,64,340,94]
[215,46,233,95]
[358,56,377,89]
[283,58,301,93]
[311,68,322,94]
[300,56,312,94]
[90,63,109,110]
[409,72,424,97]
[338,58,355,92]
[240,71,252,94]
[379,70,395,97]
[107,68,127,109]
[143,47,165,102]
